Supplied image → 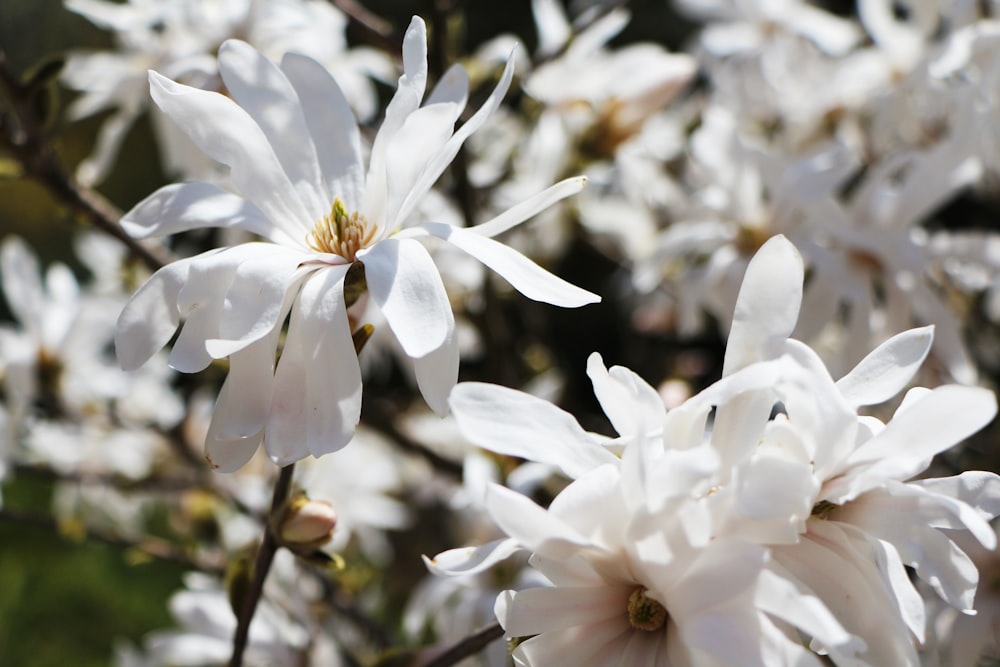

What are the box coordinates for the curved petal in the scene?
[846,385,997,476]
[422,537,521,576]
[364,16,428,226]
[393,54,516,227]
[280,52,363,210]
[423,223,599,307]
[218,40,327,220]
[835,326,933,408]
[413,326,459,415]
[206,246,315,358]
[121,182,290,245]
[471,176,587,238]
[148,71,311,242]
[204,325,284,472]
[359,237,451,358]
[266,265,360,463]
[723,234,803,376]
[449,382,617,479]
[586,352,664,438]
[115,255,196,370]
[385,102,462,228]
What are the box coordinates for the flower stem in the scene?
[227,464,295,667]
[421,622,506,667]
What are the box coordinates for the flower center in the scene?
[307,198,377,262]
[811,499,839,519]
[627,587,668,632]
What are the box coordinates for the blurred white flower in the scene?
[115,18,598,472]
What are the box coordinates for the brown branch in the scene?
[420,622,506,667]
[0,49,167,273]
[330,0,402,56]
[362,399,463,480]
[227,464,295,667]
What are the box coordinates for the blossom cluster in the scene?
[2,0,1000,665]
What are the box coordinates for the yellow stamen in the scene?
[627,587,668,632]
[307,198,377,262]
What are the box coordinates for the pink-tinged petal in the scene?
[423,223,599,307]
[147,71,310,241]
[449,382,617,479]
[122,182,289,245]
[846,385,997,477]
[364,17,428,225]
[723,234,803,376]
[514,617,631,667]
[359,238,451,358]
[385,102,462,228]
[115,256,196,370]
[773,522,919,665]
[206,246,315,358]
[586,352,664,439]
[678,597,769,667]
[280,52,363,211]
[204,325,283,472]
[297,266,362,458]
[423,537,522,577]
[471,177,587,238]
[393,55,516,227]
[835,326,933,408]
[218,40,326,220]
[755,566,857,653]
[500,586,628,637]
[413,327,459,415]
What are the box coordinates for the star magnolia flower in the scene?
[115,17,599,472]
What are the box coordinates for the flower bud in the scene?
[276,494,337,551]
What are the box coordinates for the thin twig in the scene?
[362,400,463,480]
[420,622,506,667]
[329,0,401,55]
[0,506,224,572]
[227,464,295,667]
[0,49,167,273]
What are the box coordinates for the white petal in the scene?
[115,256,194,370]
[586,352,664,438]
[500,586,627,637]
[359,238,452,358]
[449,382,617,479]
[413,327,459,415]
[425,64,469,108]
[148,71,310,241]
[0,237,44,335]
[423,223,599,307]
[471,176,587,238]
[723,235,803,376]
[393,55,516,227]
[204,327,283,472]
[364,16,428,225]
[121,182,288,244]
[756,566,857,652]
[218,40,327,220]
[486,484,589,557]
[385,102,462,228]
[299,266,363,457]
[280,52,364,210]
[422,537,521,576]
[846,385,997,477]
[835,326,933,408]
[206,246,314,357]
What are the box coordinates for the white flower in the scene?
[116,18,599,472]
